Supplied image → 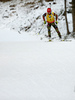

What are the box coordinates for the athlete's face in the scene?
[48,12,51,15]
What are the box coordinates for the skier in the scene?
[42,8,61,39]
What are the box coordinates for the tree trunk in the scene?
[64,0,70,35]
[39,0,43,6]
[45,0,53,2]
[0,0,11,1]
[72,0,75,36]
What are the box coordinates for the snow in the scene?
[0,40,75,100]
[0,0,75,100]
[0,28,40,42]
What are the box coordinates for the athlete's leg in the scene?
[47,23,51,37]
[52,23,61,38]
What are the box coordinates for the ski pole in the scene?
[38,24,45,35]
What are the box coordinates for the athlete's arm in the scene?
[42,13,47,21]
[54,13,58,21]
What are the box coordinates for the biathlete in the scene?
[42,8,61,39]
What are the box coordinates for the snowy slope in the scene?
[0,0,75,100]
[0,0,72,37]
[0,40,75,100]
[0,28,41,41]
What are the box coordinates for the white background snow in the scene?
[0,0,75,100]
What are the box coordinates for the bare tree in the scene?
[0,0,11,1]
[64,0,70,35]
[45,0,53,2]
[39,0,43,6]
[39,0,43,3]
[72,0,75,36]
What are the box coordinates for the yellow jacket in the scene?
[46,12,55,23]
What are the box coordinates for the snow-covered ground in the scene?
[0,0,75,100]
[0,0,73,36]
[0,40,75,100]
